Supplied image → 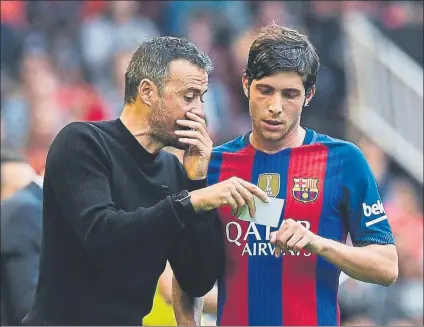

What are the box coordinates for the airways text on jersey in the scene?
[225,219,313,257]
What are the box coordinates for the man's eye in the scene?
[184,95,195,102]
[259,88,273,95]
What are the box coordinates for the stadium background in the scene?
[1,1,422,326]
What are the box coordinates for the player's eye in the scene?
[283,90,300,99]
[258,87,273,95]
[258,87,274,95]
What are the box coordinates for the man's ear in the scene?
[138,79,157,106]
[241,74,250,99]
[304,85,316,107]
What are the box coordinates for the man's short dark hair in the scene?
[245,23,320,95]
[124,37,213,104]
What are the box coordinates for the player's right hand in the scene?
[190,177,270,217]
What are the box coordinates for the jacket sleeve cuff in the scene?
[187,178,207,191]
[166,196,186,229]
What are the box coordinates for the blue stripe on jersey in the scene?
[208,152,223,186]
[316,147,344,326]
[248,150,291,326]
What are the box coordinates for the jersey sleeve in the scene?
[341,143,395,246]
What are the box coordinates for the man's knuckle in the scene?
[221,192,230,202]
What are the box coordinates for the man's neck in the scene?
[120,103,164,154]
[250,125,306,154]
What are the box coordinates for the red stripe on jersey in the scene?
[218,146,255,325]
[282,144,328,326]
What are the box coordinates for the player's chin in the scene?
[261,130,286,141]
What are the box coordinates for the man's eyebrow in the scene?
[184,87,208,95]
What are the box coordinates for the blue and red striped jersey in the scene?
[207,128,395,326]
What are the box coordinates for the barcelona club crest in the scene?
[257,173,280,197]
[292,178,319,203]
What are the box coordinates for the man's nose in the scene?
[190,103,206,120]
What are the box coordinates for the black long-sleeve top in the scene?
[23,119,224,326]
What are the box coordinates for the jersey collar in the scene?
[242,127,317,148]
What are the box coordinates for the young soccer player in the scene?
[172,23,398,326]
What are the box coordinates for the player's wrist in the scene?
[313,235,331,255]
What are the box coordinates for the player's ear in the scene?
[242,74,250,99]
[304,85,316,107]
[138,79,157,106]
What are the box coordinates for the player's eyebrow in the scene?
[255,83,274,89]
[256,84,301,92]
[283,88,302,94]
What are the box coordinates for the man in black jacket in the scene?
[23,37,268,326]
[1,150,43,326]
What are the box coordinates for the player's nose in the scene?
[268,94,283,114]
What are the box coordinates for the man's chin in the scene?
[168,139,190,151]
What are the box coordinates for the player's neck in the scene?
[250,125,306,154]
[120,102,164,154]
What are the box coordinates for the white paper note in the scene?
[237,196,285,228]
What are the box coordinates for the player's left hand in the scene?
[175,111,213,180]
[270,218,325,258]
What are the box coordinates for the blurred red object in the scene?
[380,4,408,30]
[387,204,423,262]
[57,84,111,122]
[26,147,48,175]
[1,0,27,27]
[80,0,109,20]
